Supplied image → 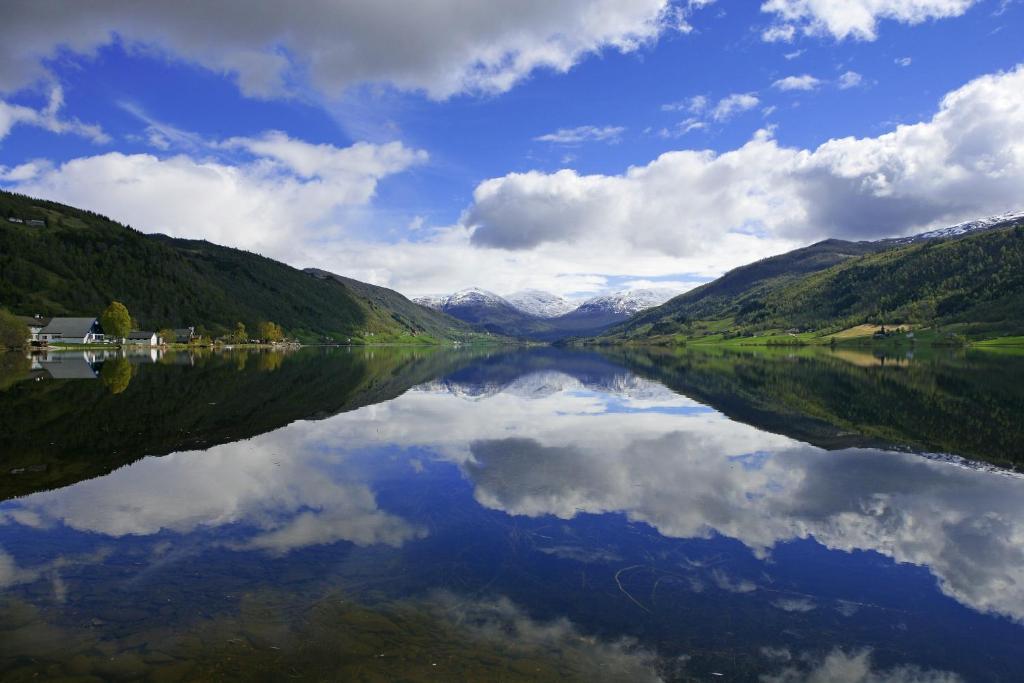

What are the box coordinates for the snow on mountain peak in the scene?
[576,288,679,316]
[900,210,1024,244]
[504,289,575,318]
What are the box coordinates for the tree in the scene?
[0,309,29,349]
[257,321,284,343]
[231,322,248,343]
[158,328,177,345]
[100,301,132,342]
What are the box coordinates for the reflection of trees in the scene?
[0,352,30,391]
[100,357,132,395]
[257,351,285,373]
[606,347,1024,466]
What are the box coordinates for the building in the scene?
[37,318,105,344]
[17,315,52,343]
[26,219,45,227]
[126,330,159,346]
[172,327,197,343]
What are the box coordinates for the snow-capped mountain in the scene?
[504,290,575,318]
[413,286,681,340]
[573,288,680,316]
[413,287,542,335]
[414,287,511,312]
[894,210,1024,244]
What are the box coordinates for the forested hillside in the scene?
[601,222,1024,343]
[0,191,479,343]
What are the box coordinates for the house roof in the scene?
[38,358,99,379]
[39,317,99,338]
[127,330,156,339]
[17,315,52,329]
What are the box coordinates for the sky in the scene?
[0,0,1022,300]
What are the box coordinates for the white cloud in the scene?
[4,132,426,262]
[0,0,676,100]
[760,0,977,41]
[763,24,797,42]
[662,94,708,113]
[535,124,625,144]
[896,56,914,67]
[5,66,1024,299]
[0,85,108,143]
[711,92,761,120]
[838,70,864,89]
[464,64,1024,267]
[773,74,823,90]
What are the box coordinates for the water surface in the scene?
[1,346,1022,681]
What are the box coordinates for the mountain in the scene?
[503,289,575,318]
[597,214,1024,343]
[888,210,1024,245]
[304,268,478,341]
[413,288,545,336]
[572,289,678,317]
[415,287,678,341]
[0,190,484,344]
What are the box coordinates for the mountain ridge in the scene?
[0,190,485,344]
[594,212,1024,344]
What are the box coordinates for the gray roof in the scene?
[39,317,99,338]
[38,358,99,379]
[17,315,51,329]
[127,330,156,340]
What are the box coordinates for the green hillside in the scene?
[0,190,481,343]
[599,222,1024,344]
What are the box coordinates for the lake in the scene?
[1,345,1022,681]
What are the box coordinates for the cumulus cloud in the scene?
[4,131,426,262]
[0,85,108,143]
[760,0,977,41]
[535,124,625,144]
[465,65,1024,257]
[5,66,1024,299]
[773,74,823,90]
[0,0,676,99]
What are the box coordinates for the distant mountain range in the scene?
[595,211,1024,343]
[414,287,678,340]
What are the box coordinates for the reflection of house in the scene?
[17,315,52,343]
[33,355,100,379]
[127,330,159,346]
[37,318,104,344]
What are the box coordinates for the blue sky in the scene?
[1,0,1022,299]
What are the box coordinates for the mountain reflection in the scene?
[1,346,1022,680]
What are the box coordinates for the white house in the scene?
[126,330,159,346]
[37,318,105,344]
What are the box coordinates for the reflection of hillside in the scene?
[0,347,490,501]
[604,347,1024,466]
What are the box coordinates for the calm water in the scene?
[1,345,1023,681]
